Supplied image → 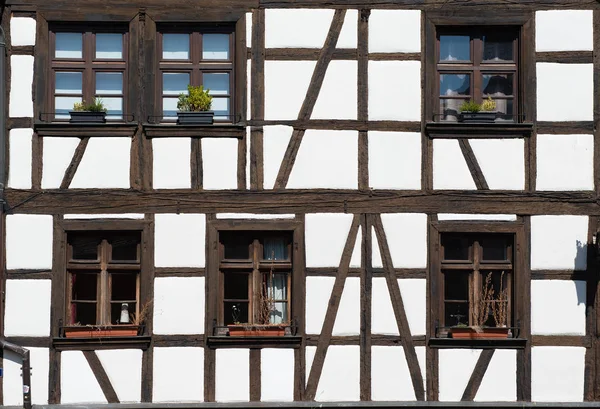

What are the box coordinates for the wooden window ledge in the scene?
[425,121,534,139]
[143,123,245,139]
[428,337,527,349]
[53,335,152,351]
[34,122,138,138]
[206,335,303,348]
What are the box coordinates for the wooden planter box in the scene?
[227,325,286,337]
[69,111,107,123]
[177,111,214,125]
[458,111,499,123]
[449,327,510,339]
[63,325,141,338]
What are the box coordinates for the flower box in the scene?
[176,111,214,125]
[69,111,107,123]
[227,324,286,337]
[449,326,510,339]
[63,325,141,338]
[458,111,500,123]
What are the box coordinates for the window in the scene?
[158,26,234,121]
[437,28,518,121]
[50,27,128,120]
[66,232,141,328]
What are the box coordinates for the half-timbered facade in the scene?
[1,0,599,406]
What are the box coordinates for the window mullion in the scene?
[251,239,261,325]
[99,239,110,325]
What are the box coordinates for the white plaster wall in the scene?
[305,213,353,267]
[4,279,51,336]
[10,17,36,46]
[337,10,358,49]
[349,228,361,268]
[306,345,360,401]
[246,13,252,48]
[216,213,295,219]
[3,347,48,405]
[152,138,191,189]
[532,346,585,402]
[261,349,294,401]
[371,346,426,401]
[531,215,588,270]
[399,279,426,336]
[372,277,397,335]
[287,130,358,189]
[371,278,425,336]
[155,214,205,268]
[10,55,33,117]
[369,61,421,121]
[369,10,421,53]
[433,139,476,190]
[532,280,586,335]
[439,349,481,401]
[96,350,142,403]
[537,63,593,121]
[371,226,383,268]
[536,134,593,191]
[263,125,292,189]
[154,277,205,335]
[265,61,315,120]
[469,139,524,190]
[202,138,238,190]
[368,132,421,189]
[8,128,32,188]
[61,351,106,404]
[41,137,79,188]
[216,349,249,402]
[6,214,53,269]
[64,213,145,219]
[474,350,517,402]
[438,214,517,221]
[536,10,593,51]
[265,9,333,48]
[312,61,357,120]
[153,347,204,402]
[306,276,334,334]
[333,277,360,336]
[70,137,131,188]
[381,213,427,268]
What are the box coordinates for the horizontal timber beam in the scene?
[259,0,598,9]
[5,189,599,215]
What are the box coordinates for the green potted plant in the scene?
[458,97,499,123]
[69,98,108,123]
[176,85,214,125]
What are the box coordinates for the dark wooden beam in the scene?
[537,121,594,135]
[83,350,120,403]
[536,51,593,64]
[249,349,261,401]
[250,119,421,132]
[461,350,495,401]
[60,137,89,189]
[458,139,489,190]
[259,0,598,9]
[359,214,371,400]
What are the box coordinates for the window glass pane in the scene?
[203,73,229,95]
[483,74,513,97]
[222,233,251,259]
[202,34,230,60]
[71,273,97,300]
[442,236,470,261]
[481,237,509,261]
[111,273,137,301]
[71,303,97,325]
[56,33,83,58]
[440,98,468,121]
[480,271,510,327]
[111,301,136,325]
[163,73,189,95]
[211,97,230,119]
[266,273,288,300]
[445,302,469,327]
[440,35,470,61]
[55,96,82,119]
[56,72,83,94]
[96,72,123,95]
[100,97,123,119]
[483,34,514,61]
[224,273,249,300]
[263,237,288,260]
[440,74,470,96]
[444,270,469,300]
[163,34,190,60]
[70,235,101,260]
[162,97,178,118]
[271,302,288,324]
[224,301,248,325]
[111,235,139,261]
[96,33,123,59]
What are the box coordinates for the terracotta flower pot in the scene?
[449,327,510,339]
[63,325,140,338]
[227,324,286,337]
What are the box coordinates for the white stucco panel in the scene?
[216,349,249,402]
[439,349,482,401]
[381,213,427,268]
[532,347,585,402]
[372,226,383,268]
[217,213,295,219]
[368,132,421,189]
[10,17,36,46]
[246,13,252,48]
[333,277,360,336]
[438,214,517,221]
[202,138,238,190]
[263,125,292,189]
[372,277,398,335]
[265,9,333,48]
[287,130,358,189]
[531,215,588,270]
[154,277,205,335]
[532,280,586,335]
[64,213,145,219]
[155,214,205,268]
[152,138,191,189]
[61,351,107,404]
[8,128,32,188]
[305,213,353,267]
[306,276,334,334]
[70,137,131,188]
[312,61,357,120]
[349,228,361,268]
[265,61,315,120]
[337,10,358,48]
[310,345,360,401]
[433,139,476,190]
[369,61,421,121]
[536,134,593,191]
[537,63,593,121]
[371,346,426,401]
[41,137,80,188]
[369,10,421,53]
[6,214,53,270]
[399,279,426,336]
[536,11,593,51]
[153,347,204,402]
[9,55,33,117]
[97,350,142,403]
[474,350,517,401]
[4,279,51,337]
[261,349,294,401]
[469,139,524,190]
[4,347,48,405]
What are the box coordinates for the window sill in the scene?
[143,123,245,138]
[206,335,302,348]
[34,122,138,138]
[425,121,533,139]
[52,335,152,351]
[428,337,527,349]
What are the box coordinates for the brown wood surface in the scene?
[458,139,489,190]
[60,138,89,189]
[536,51,593,64]
[250,349,261,401]
[83,350,120,403]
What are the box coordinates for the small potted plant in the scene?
[176,85,214,125]
[458,97,499,123]
[69,98,108,123]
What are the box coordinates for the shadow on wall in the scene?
[574,240,587,306]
